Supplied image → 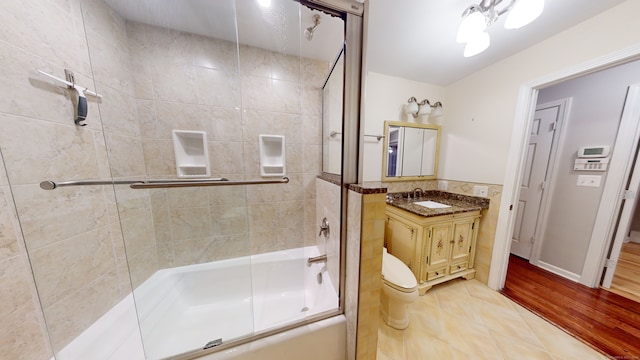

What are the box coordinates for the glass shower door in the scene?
[80,0,344,358]
[1,0,345,358]
[80,0,257,357]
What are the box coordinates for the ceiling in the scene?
[103,0,346,66]
[103,0,627,86]
[366,0,627,85]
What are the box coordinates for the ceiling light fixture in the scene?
[257,0,271,8]
[405,97,444,119]
[457,0,544,57]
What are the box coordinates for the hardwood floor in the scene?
[501,255,640,359]
[609,242,640,303]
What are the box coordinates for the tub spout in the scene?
[307,254,327,266]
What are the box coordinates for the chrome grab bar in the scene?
[39,177,289,190]
[130,177,289,189]
[40,179,141,190]
[307,254,327,266]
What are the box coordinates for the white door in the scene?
[511,105,560,259]
[602,89,640,287]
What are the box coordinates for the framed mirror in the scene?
[382,121,441,181]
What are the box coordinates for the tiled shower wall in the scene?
[125,21,329,267]
[0,160,51,359]
[83,0,159,291]
[316,178,342,294]
[0,0,132,355]
[0,0,329,357]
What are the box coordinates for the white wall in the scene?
[535,60,640,275]
[443,0,640,185]
[363,72,444,181]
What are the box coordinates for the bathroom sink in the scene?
[414,200,451,209]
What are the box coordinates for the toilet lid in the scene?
[382,251,418,291]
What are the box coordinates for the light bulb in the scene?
[464,32,490,57]
[505,0,544,29]
[456,9,487,43]
[405,101,419,116]
[418,104,432,116]
[431,103,443,117]
[257,0,271,8]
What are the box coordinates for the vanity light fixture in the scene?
[457,0,544,57]
[405,97,444,119]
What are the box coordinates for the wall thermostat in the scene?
[577,145,610,158]
[574,158,609,171]
[575,145,610,171]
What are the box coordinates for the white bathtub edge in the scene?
[54,245,339,360]
[193,315,347,360]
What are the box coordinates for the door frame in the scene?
[488,44,640,290]
[528,99,572,266]
[583,84,640,286]
[601,107,640,287]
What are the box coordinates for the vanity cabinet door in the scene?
[425,223,451,269]
[385,216,419,274]
[450,217,475,264]
[421,222,451,282]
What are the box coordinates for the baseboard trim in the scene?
[537,261,581,283]
[629,231,640,244]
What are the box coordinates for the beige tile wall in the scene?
[345,190,386,360]
[345,190,362,360]
[316,178,342,294]
[0,0,132,355]
[0,167,52,359]
[382,179,503,284]
[125,21,329,266]
[356,192,386,359]
[82,0,159,291]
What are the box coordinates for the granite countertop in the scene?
[386,190,490,217]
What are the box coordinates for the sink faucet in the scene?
[413,188,423,200]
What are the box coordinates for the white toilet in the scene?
[380,248,419,329]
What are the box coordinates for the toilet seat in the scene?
[382,251,418,293]
[383,278,417,293]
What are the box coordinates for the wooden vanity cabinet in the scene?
[384,214,421,272]
[385,205,480,295]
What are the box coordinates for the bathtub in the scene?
[56,246,342,360]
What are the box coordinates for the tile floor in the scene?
[377,279,607,360]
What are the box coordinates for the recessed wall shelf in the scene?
[172,130,210,178]
[259,134,285,177]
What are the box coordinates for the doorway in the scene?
[608,181,640,303]
[509,60,640,284]
[490,51,640,291]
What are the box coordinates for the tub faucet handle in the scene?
[319,217,330,238]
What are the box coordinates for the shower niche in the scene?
[172,130,210,177]
[259,134,286,177]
